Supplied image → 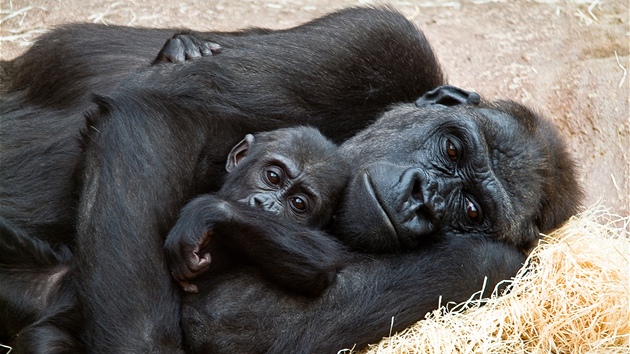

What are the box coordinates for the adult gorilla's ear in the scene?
[225,134,255,172]
[415,85,481,108]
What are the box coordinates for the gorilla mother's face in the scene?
[335,102,579,253]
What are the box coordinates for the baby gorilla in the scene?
[164,126,349,296]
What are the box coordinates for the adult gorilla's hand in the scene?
[153,33,222,64]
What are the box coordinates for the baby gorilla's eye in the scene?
[289,196,308,213]
[264,168,282,186]
[445,139,458,162]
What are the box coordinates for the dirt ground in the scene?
[1,0,628,216]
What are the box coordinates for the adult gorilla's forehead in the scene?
[341,103,532,162]
[340,104,483,162]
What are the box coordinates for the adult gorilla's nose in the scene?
[399,168,446,224]
[367,165,441,248]
[394,168,444,239]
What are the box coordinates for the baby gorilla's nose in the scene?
[249,194,283,215]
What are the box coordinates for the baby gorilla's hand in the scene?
[164,228,213,293]
[164,195,233,293]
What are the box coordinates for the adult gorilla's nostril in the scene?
[399,168,428,204]
[411,177,423,201]
[401,168,444,224]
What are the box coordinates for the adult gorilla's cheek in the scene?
[334,170,400,252]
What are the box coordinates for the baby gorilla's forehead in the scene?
[258,127,346,176]
[251,126,349,222]
[283,140,348,202]
[264,127,338,156]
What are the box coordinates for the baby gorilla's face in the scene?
[220,127,349,229]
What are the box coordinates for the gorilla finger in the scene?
[180,36,202,60]
[188,251,212,273]
[177,280,199,294]
[204,42,222,55]
[157,38,186,63]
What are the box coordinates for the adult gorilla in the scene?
[0,6,580,353]
[181,98,581,353]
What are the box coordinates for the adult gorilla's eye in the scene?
[265,169,281,186]
[465,197,481,222]
[446,139,458,161]
[289,196,308,213]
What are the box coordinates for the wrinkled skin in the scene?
[335,100,581,253]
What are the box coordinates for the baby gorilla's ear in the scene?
[226,134,255,172]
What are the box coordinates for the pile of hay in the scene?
[361,207,629,354]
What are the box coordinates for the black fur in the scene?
[182,236,526,353]
[333,99,582,253]
[0,6,581,353]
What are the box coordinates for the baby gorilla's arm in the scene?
[164,194,345,296]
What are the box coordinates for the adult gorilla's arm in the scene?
[75,90,218,351]
[182,235,526,353]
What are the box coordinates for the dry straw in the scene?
[359,206,629,354]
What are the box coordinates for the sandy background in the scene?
[1,0,628,216]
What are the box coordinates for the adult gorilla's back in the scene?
[0,7,451,351]
[0,7,442,248]
[75,15,446,351]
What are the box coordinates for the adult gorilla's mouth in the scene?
[361,171,400,247]
[359,166,439,251]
